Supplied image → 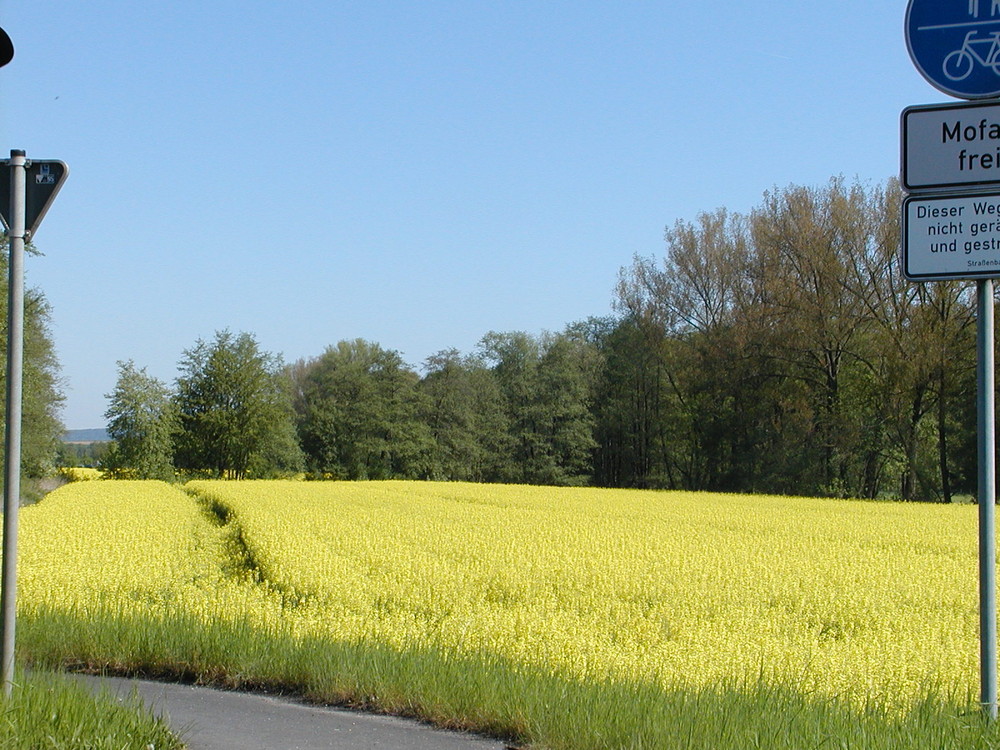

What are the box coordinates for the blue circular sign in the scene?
[907,0,1000,99]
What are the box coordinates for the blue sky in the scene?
[0,2,939,428]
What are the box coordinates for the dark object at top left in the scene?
[0,28,13,68]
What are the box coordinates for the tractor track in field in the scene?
[129,489,517,749]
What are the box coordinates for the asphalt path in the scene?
[70,674,512,750]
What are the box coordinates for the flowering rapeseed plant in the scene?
[186,480,978,708]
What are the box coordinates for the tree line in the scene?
[100,177,986,500]
[610,178,976,501]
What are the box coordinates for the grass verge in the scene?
[18,606,1000,750]
[0,669,182,749]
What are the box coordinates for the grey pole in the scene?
[979,277,998,720]
[0,150,25,698]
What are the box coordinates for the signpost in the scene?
[905,0,1000,719]
[0,32,66,702]
[0,152,66,699]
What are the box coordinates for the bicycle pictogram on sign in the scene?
[906,0,1000,98]
[944,30,1000,80]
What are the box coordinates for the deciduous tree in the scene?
[174,330,301,479]
[102,360,177,480]
[0,241,64,479]
[294,339,432,479]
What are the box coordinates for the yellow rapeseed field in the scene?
[56,466,102,482]
[17,480,293,648]
[186,480,980,707]
[15,478,984,728]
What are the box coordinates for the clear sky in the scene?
[0,2,940,428]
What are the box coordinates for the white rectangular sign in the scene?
[902,102,1000,192]
[903,192,1000,280]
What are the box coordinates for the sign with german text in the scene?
[903,101,1000,191]
[903,191,1000,280]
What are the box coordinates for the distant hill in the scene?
[62,428,110,444]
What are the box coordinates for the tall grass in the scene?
[0,670,182,749]
[20,607,1000,749]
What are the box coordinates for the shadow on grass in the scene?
[17,607,1000,750]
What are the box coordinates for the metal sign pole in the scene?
[904,0,1000,719]
[0,150,25,698]
[979,277,998,719]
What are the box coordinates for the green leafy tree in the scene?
[419,348,512,481]
[592,314,673,488]
[0,240,64,479]
[19,291,64,478]
[537,328,600,484]
[478,329,598,486]
[609,177,981,501]
[614,207,776,492]
[102,359,178,480]
[750,179,876,495]
[55,441,108,469]
[174,330,302,479]
[294,339,432,479]
[477,331,549,483]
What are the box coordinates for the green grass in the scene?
[18,606,1000,749]
[0,669,182,749]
